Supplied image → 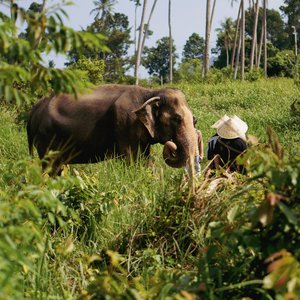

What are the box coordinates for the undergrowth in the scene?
[0,79,300,299]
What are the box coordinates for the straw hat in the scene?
[217,117,248,140]
[211,114,230,129]
[231,115,248,133]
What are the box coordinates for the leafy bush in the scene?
[190,130,300,299]
[72,56,105,85]
[177,58,203,83]
[0,1,108,105]
[267,50,299,78]
[0,80,300,299]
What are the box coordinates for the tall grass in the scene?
[182,78,299,156]
[0,79,299,299]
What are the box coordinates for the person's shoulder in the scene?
[208,133,218,141]
[230,138,247,148]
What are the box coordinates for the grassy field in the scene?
[0,78,299,299]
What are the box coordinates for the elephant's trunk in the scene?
[162,106,198,173]
[163,137,196,170]
[163,141,183,168]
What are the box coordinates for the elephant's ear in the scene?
[133,96,160,138]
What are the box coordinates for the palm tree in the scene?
[263,0,267,77]
[203,0,211,77]
[249,0,259,71]
[135,0,147,85]
[256,13,264,69]
[90,0,117,21]
[234,21,242,79]
[203,0,217,77]
[231,1,241,69]
[141,0,159,58]
[241,0,245,80]
[168,0,173,83]
[217,18,235,67]
[130,0,141,54]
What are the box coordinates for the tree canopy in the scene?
[0,0,108,105]
[67,11,132,83]
[143,36,177,84]
[1,0,299,96]
[182,33,205,61]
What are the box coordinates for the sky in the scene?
[3,0,286,73]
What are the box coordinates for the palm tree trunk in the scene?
[231,1,241,69]
[134,3,138,53]
[226,42,229,67]
[203,0,212,77]
[141,0,158,61]
[210,0,217,28]
[234,24,242,79]
[135,0,147,85]
[249,0,259,71]
[263,0,267,78]
[241,0,245,80]
[257,24,263,69]
[168,0,173,83]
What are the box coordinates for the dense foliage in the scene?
[1,1,300,299]
[182,33,205,61]
[143,36,178,84]
[0,79,299,299]
[66,12,132,83]
[0,1,108,105]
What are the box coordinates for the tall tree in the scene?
[143,36,177,84]
[256,12,264,69]
[168,0,173,83]
[90,0,117,22]
[203,0,211,77]
[182,33,205,61]
[130,0,141,53]
[280,0,300,48]
[140,0,158,60]
[67,12,131,82]
[203,0,217,77]
[135,0,147,85]
[215,18,235,67]
[234,19,242,79]
[241,0,245,80]
[231,1,241,69]
[246,8,287,50]
[263,0,267,77]
[0,0,107,104]
[249,0,259,71]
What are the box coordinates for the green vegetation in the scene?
[0,1,108,105]
[1,79,300,299]
[1,1,300,299]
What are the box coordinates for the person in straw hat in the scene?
[207,115,248,173]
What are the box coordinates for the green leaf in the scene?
[278,202,298,226]
[227,205,240,223]
[48,212,55,225]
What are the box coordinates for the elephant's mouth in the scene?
[163,140,187,168]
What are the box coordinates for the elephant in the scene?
[27,84,198,175]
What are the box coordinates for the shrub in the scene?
[267,50,298,78]
[72,56,105,85]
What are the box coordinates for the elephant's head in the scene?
[134,88,198,170]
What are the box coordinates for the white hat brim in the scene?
[211,115,230,129]
[217,118,247,140]
[231,115,248,133]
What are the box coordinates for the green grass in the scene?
[181,78,300,156]
[0,78,300,299]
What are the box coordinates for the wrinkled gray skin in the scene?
[27,84,197,175]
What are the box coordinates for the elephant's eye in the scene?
[173,114,182,125]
